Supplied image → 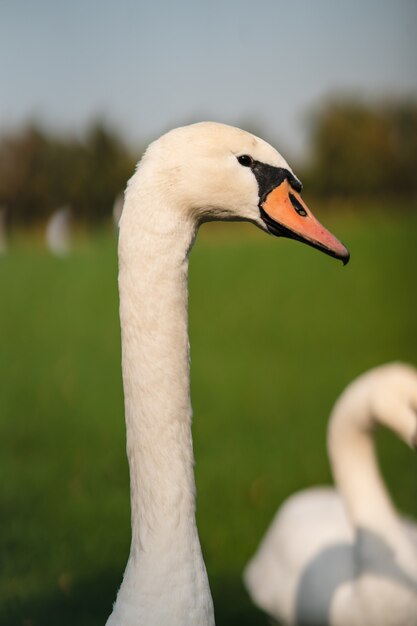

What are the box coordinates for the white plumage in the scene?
[105,122,348,626]
[244,363,417,626]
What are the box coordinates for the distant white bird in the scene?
[112,192,124,228]
[45,206,72,256]
[0,206,7,254]
[105,122,348,626]
[244,363,417,626]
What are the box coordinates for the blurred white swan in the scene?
[45,206,72,256]
[112,192,124,228]
[244,363,417,626]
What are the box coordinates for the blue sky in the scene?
[1,0,416,157]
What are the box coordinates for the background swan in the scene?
[244,362,417,626]
[112,192,124,228]
[45,205,72,256]
[105,121,348,626]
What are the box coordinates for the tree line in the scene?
[0,98,416,227]
[303,98,417,198]
[0,122,137,227]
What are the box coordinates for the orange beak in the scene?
[260,181,350,265]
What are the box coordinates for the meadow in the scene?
[1,206,417,625]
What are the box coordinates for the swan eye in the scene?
[237,154,253,167]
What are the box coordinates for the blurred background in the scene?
[1,1,416,624]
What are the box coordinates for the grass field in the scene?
[1,208,417,625]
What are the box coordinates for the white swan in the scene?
[45,205,72,256]
[105,121,349,626]
[112,192,124,228]
[244,362,417,626]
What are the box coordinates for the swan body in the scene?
[244,363,417,626]
[105,121,348,626]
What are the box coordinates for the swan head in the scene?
[128,122,349,264]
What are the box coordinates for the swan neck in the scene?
[110,188,214,625]
[119,214,196,545]
[328,395,404,543]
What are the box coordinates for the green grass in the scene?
[1,210,417,625]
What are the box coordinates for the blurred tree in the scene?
[78,122,137,222]
[0,122,138,227]
[0,125,50,224]
[302,98,417,198]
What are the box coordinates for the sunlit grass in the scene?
[1,210,416,625]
